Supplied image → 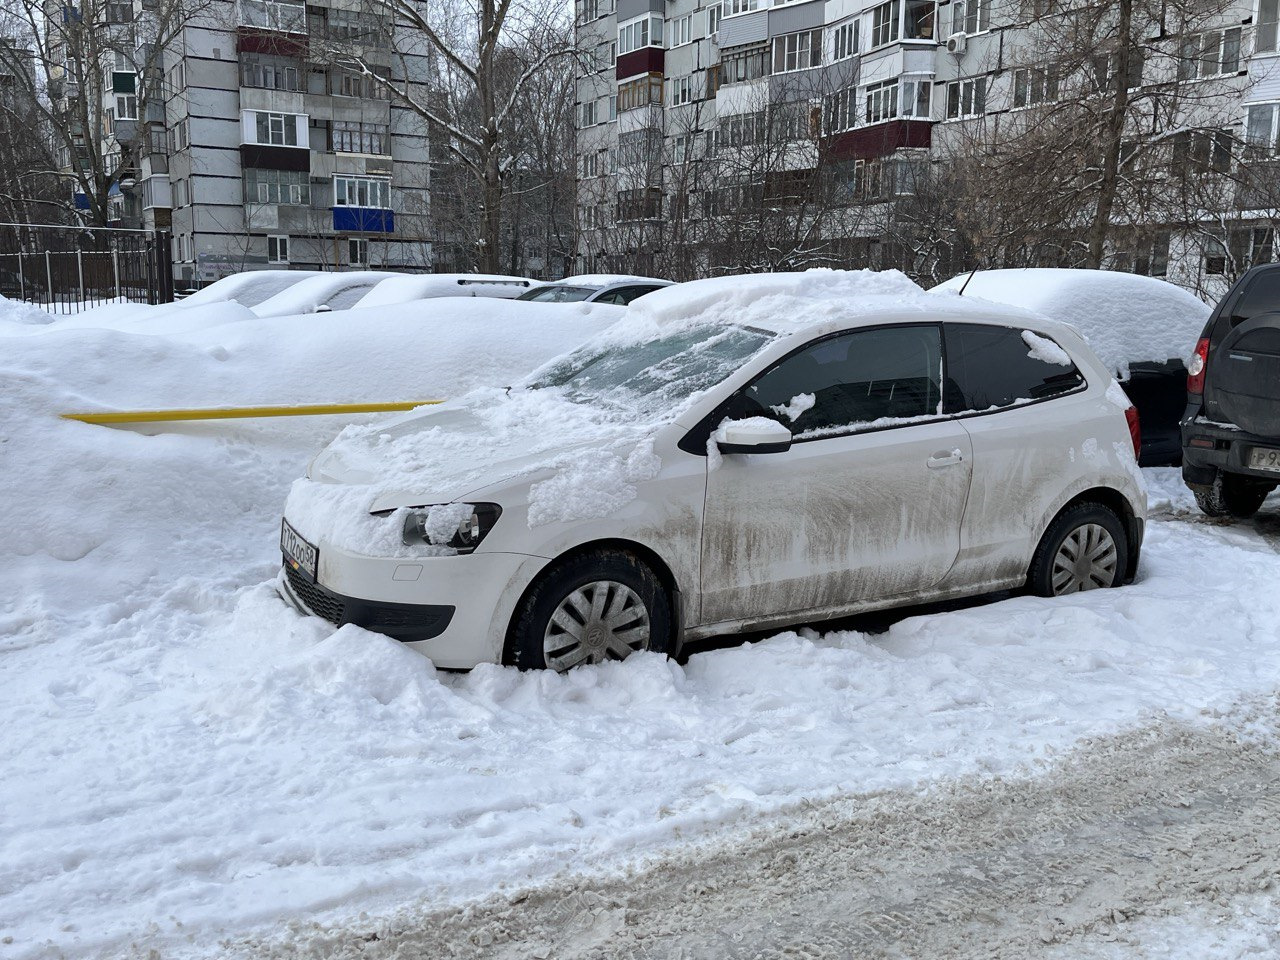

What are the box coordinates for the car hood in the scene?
[284,387,666,555]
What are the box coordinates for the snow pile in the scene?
[177,269,324,308]
[1022,328,1073,366]
[0,294,54,326]
[355,274,534,308]
[251,271,405,317]
[933,269,1211,376]
[555,273,672,286]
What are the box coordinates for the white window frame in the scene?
[618,14,663,55]
[669,75,694,105]
[1178,27,1242,80]
[333,174,392,209]
[670,13,692,46]
[267,234,289,263]
[348,237,368,265]
[581,99,599,126]
[946,0,990,36]
[115,94,137,119]
[1012,65,1060,108]
[945,76,988,119]
[246,110,306,147]
[1246,101,1280,152]
[870,0,900,47]
[772,29,823,73]
[864,78,899,123]
[831,20,858,60]
[1259,0,1279,54]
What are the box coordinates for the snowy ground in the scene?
[4,296,1280,959]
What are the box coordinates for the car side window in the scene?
[732,325,944,439]
[944,323,1085,414]
[1213,268,1280,346]
[617,285,662,304]
[593,290,628,305]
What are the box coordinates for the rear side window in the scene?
[1212,268,1280,346]
[944,323,1085,414]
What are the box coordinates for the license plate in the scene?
[280,519,318,580]
[1248,447,1280,473]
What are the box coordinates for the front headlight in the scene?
[401,503,502,553]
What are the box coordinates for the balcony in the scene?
[238,0,306,34]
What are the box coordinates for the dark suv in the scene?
[1182,264,1280,517]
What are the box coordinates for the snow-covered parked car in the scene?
[932,269,1211,467]
[352,274,534,309]
[278,270,1146,672]
[251,271,405,318]
[515,275,672,305]
[177,269,326,309]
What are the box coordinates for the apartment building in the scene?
[53,0,431,286]
[574,0,1280,293]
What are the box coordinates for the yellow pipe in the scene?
[62,400,444,425]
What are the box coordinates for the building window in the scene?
[1246,102,1280,152]
[115,94,137,119]
[332,120,388,154]
[617,74,663,111]
[945,76,987,119]
[349,237,369,265]
[1172,129,1233,174]
[326,7,391,45]
[945,0,990,35]
[900,77,931,117]
[723,0,760,15]
[333,175,391,209]
[715,45,769,90]
[871,1,900,46]
[244,168,310,204]
[772,29,823,73]
[581,0,599,20]
[267,235,289,263]
[864,78,899,123]
[717,111,767,148]
[241,58,302,90]
[582,150,600,177]
[671,14,692,46]
[708,3,720,34]
[169,118,189,151]
[618,14,663,55]
[608,94,617,119]
[1259,0,1279,53]
[1012,65,1060,107]
[825,87,857,133]
[1092,50,1144,92]
[580,100,598,126]
[330,68,388,99]
[1178,27,1242,80]
[253,111,301,146]
[832,20,858,60]
[669,75,694,105]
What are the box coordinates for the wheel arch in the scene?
[1042,486,1142,584]
[502,537,685,663]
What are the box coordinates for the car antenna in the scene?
[956,268,979,297]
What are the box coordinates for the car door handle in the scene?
[927,450,964,469]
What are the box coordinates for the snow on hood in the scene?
[932,269,1211,375]
[284,387,666,556]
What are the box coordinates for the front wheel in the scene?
[505,548,674,671]
[1028,503,1129,597]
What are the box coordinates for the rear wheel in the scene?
[506,548,674,671]
[1191,473,1273,519]
[1028,503,1129,597]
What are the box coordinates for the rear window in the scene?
[944,323,1085,413]
[1212,267,1280,347]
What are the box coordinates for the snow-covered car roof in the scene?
[550,273,672,288]
[177,269,325,309]
[250,271,406,318]
[353,274,535,309]
[931,268,1211,374]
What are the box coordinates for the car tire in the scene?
[1191,473,1272,519]
[1028,502,1130,597]
[505,548,675,672]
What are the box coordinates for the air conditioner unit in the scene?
[946,31,968,55]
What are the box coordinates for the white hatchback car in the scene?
[278,272,1146,671]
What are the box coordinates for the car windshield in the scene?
[528,323,775,418]
[516,285,597,303]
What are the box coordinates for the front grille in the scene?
[365,606,450,632]
[285,562,345,625]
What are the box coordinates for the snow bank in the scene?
[178,269,325,309]
[251,271,405,318]
[355,274,534,308]
[932,269,1211,376]
[0,294,55,326]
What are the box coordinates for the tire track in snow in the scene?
[222,700,1280,960]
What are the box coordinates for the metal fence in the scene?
[0,223,174,314]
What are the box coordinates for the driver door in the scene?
[697,324,973,626]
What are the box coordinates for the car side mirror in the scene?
[315,303,332,313]
[715,417,793,455]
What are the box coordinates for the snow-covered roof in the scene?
[932,268,1211,374]
[177,269,325,309]
[353,274,533,309]
[251,271,406,318]
[550,273,672,288]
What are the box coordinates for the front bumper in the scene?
[276,532,550,669]
[1181,416,1280,486]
